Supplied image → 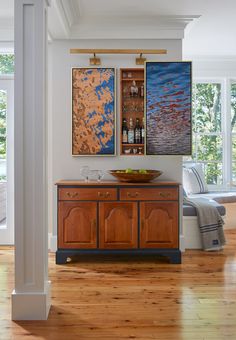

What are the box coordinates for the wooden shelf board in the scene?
[122,143,144,146]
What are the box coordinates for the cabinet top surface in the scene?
[55,180,180,187]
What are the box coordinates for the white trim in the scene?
[0,42,14,54]
[12,281,51,320]
[0,79,14,245]
[0,75,14,80]
[12,0,51,321]
[186,77,236,190]
[179,234,185,252]
[49,234,57,252]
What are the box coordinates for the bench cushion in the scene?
[183,200,226,217]
[188,191,236,204]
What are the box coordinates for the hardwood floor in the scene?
[1,230,236,340]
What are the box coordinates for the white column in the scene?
[12,0,51,320]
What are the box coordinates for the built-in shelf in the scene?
[120,68,145,156]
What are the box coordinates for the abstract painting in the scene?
[146,61,192,155]
[72,67,116,156]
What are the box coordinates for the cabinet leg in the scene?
[169,251,182,264]
[56,251,68,264]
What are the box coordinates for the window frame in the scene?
[184,77,236,190]
[230,79,236,187]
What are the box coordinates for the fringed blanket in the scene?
[184,197,225,251]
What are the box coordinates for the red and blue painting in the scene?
[146,61,192,155]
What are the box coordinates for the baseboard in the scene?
[180,234,185,252]
[49,234,57,252]
[12,281,51,320]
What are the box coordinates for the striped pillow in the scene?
[183,164,208,194]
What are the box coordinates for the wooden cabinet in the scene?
[58,201,97,249]
[56,181,181,264]
[140,202,178,248]
[99,202,138,249]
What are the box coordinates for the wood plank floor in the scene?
[1,230,236,340]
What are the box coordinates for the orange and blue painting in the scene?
[146,62,192,155]
[72,67,115,155]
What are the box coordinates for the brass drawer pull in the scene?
[98,191,110,198]
[159,192,170,198]
[66,192,79,198]
[127,192,139,198]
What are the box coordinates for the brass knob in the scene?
[159,192,170,198]
[127,192,139,198]
[98,191,110,198]
[66,192,79,198]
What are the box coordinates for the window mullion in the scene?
[224,79,232,188]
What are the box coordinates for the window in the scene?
[231,82,236,185]
[0,54,14,181]
[185,79,236,190]
[0,90,6,159]
[0,54,14,75]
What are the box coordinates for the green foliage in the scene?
[231,84,236,131]
[0,54,14,74]
[0,54,13,160]
[193,83,221,133]
[0,91,6,159]
[192,83,222,185]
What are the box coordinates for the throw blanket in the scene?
[184,197,225,251]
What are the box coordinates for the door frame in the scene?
[0,76,14,244]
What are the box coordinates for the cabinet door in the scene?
[99,202,138,249]
[140,202,178,248]
[58,201,97,249]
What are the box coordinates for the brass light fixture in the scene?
[70,49,167,66]
[89,53,101,65]
[136,53,146,65]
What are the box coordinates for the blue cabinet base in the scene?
[56,249,181,265]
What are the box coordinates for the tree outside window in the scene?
[0,54,14,75]
[0,54,14,181]
[188,83,223,185]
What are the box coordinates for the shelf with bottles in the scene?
[120,68,145,156]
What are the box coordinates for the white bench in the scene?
[183,196,226,249]
[0,182,6,222]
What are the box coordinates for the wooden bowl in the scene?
[109,170,163,183]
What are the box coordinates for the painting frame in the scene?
[71,67,116,156]
[145,61,192,155]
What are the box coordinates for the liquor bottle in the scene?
[141,117,145,144]
[140,83,144,97]
[128,118,134,144]
[122,118,128,144]
[130,81,139,97]
[134,118,141,144]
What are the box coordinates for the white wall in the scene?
[49,39,183,235]
[191,58,236,78]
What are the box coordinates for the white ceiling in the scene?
[0,0,236,57]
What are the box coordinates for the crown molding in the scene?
[68,15,200,40]
[61,0,81,27]
[47,10,199,40]
[48,0,81,39]
[48,0,71,39]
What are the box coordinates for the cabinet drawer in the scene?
[59,188,117,201]
[120,187,178,201]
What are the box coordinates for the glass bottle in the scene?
[122,118,128,144]
[128,118,134,144]
[134,118,141,144]
[140,83,144,97]
[141,117,145,144]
